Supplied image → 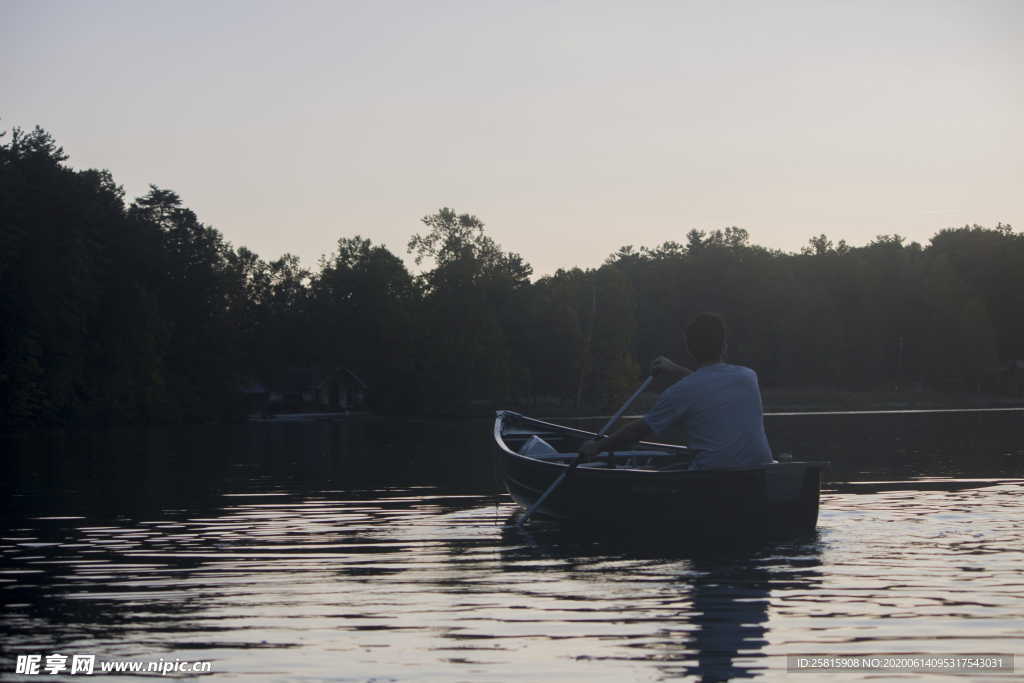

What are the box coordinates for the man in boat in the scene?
[578,313,774,470]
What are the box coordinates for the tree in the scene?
[311,236,417,412]
[406,208,533,411]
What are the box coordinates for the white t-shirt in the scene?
[643,363,773,470]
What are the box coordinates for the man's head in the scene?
[685,313,726,364]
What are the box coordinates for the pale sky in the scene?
[5,0,1021,276]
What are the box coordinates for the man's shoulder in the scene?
[718,364,762,391]
[669,363,758,392]
[722,362,753,370]
[722,363,757,378]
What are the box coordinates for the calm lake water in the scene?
[2,410,1023,680]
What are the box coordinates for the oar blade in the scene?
[517,470,569,527]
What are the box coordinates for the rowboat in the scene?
[495,410,826,537]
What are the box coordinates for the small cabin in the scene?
[250,367,369,413]
[313,368,368,410]
[1003,360,1024,396]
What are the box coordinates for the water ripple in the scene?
[2,480,1022,680]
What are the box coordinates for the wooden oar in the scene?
[517,376,653,527]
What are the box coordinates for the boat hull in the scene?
[496,411,823,538]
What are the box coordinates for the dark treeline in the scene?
[2,126,1022,429]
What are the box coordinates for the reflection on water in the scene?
[503,524,824,680]
[1,413,1022,680]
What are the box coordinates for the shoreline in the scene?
[514,388,1024,420]
[760,388,1024,414]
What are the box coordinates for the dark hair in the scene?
[686,313,726,363]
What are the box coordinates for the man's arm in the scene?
[578,419,654,461]
[649,356,692,393]
[577,356,687,461]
